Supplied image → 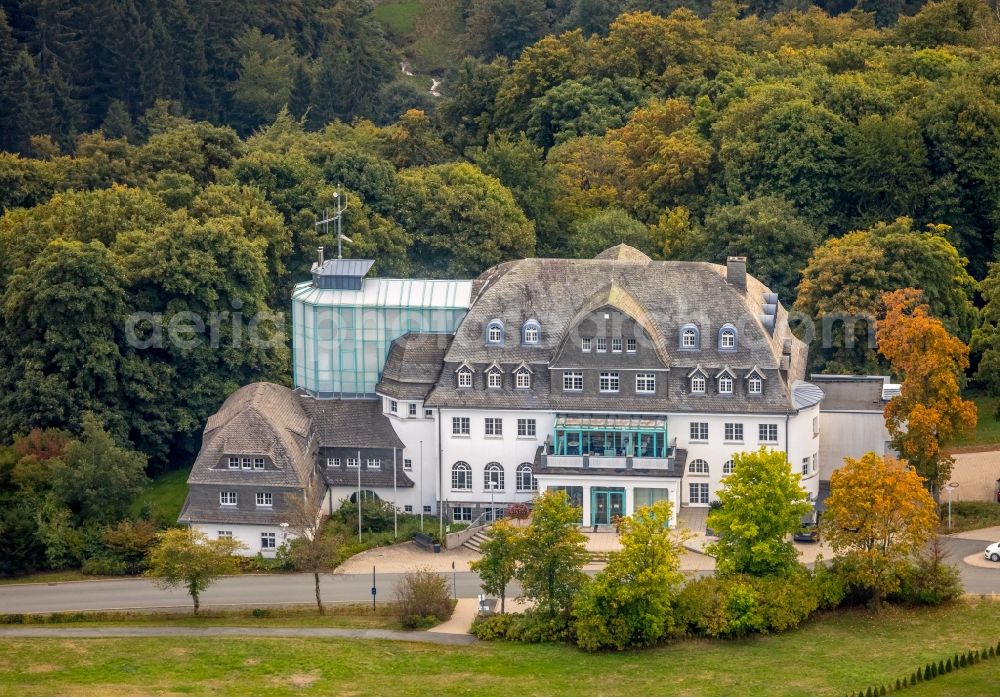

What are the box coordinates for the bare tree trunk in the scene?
[314,572,323,615]
[500,587,505,614]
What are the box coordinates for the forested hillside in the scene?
[2,0,1000,574]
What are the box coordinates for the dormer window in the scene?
[522,320,540,345]
[487,367,503,388]
[596,337,607,352]
[515,370,531,389]
[748,375,763,394]
[719,325,737,350]
[486,320,504,345]
[458,368,473,388]
[582,338,592,352]
[681,324,699,349]
[228,457,239,469]
[719,376,733,394]
[688,366,708,394]
[253,457,265,470]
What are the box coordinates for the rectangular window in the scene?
[217,531,233,539]
[812,454,818,472]
[261,532,276,549]
[724,423,743,442]
[389,399,398,413]
[253,457,265,470]
[691,376,706,393]
[626,338,637,353]
[635,373,656,393]
[220,491,237,506]
[517,418,537,437]
[599,372,620,393]
[228,457,239,469]
[347,458,359,468]
[453,507,473,522]
[425,409,433,418]
[515,371,530,389]
[596,337,607,352]
[802,458,810,476]
[241,457,252,470]
[326,457,341,468]
[458,370,472,388]
[759,424,778,443]
[452,417,470,436]
[611,338,622,353]
[487,371,502,388]
[563,372,583,391]
[404,505,413,513]
[366,458,382,469]
[484,418,503,437]
[690,422,709,441]
[423,505,431,514]
[256,492,272,507]
[689,483,709,505]
[403,458,413,471]
[582,337,592,352]
[409,403,417,417]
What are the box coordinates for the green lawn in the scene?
[904,660,996,696]
[374,0,425,35]
[940,500,1000,534]
[131,466,190,526]
[948,393,1000,448]
[2,600,999,696]
[6,604,402,630]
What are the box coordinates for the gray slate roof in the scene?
[324,467,415,488]
[299,397,404,449]
[376,333,451,400]
[427,247,808,414]
[188,383,316,488]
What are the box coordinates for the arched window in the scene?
[349,490,381,503]
[486,320,504,345]
[688,458,709,474]
[457,368,473,388]
[487,369,502,388]
[452,461,472,490]
[691,373,706,394]
[515,370,531,389]
[718,375,734,394]
[522,320,540,345]
[516,463,536,492]
[680,324,699,349]
[719,325,737,350]
[484,462,505,491]
[748,375,763,395]
[722,460,735,475]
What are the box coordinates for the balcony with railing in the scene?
[540,414,682,476]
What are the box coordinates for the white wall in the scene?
[378,394,441,514]
[193,523,294,558]
[817,411,889,480]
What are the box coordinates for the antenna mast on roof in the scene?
[313,187,352,260]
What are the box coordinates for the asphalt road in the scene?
[0,537,993,614]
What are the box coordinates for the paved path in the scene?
[432,598,479,635]
[0,626,476,645]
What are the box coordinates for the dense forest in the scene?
[2,0,1000,574]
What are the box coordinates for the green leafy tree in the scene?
[57,413,149,525]
[706,448,812,577]
[515,490,589,617]
[527,77,648,149]
[394,162,535,277]
[574,500,684,651]
[972,261,1000,410]
[147,527,244,614]
[568,208,654,259]
[285,494,345,615]
[228,28,303,133]
[470,519,521,613]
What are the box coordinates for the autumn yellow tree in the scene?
[877,289,977,491]
[822,453,938,609]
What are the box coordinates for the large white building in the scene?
[181,245,855,554]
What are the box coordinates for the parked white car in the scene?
[986,542,1000,563]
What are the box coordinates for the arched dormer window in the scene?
[745,367,765,395]
[456,364,474,388]
[452,462,472,490]
[522,320,540,345]
[688,366,707,394]
[486,362,503,389]
[716,367,735,395]
[486,320,504,345]
[680,324,699,349]
[719,324,737,350]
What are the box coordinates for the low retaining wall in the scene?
[445,525,484,550]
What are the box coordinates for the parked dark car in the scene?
[793,524,820,543]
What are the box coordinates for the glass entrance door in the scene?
[591,488,625,526]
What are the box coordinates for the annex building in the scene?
[179,245,889,555]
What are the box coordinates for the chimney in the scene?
[317,246,324,267]
[727,256,747,292]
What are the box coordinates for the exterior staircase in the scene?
[461,526,492,553]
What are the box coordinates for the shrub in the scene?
[471,610,574,643]
[754,570,820,631]
[81,555,128,576]
[395,568,454,629]
[506,502,530,520]
[811,560,846,610]
[333,497,398,534]
[251,608,269,618]
[893,539,963,605]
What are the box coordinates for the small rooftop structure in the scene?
[810,374,891,412]
[311,256,376,290]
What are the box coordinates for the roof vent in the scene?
[759,313,776,332]
[727,256,747,292]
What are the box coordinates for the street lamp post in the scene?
[946,482,959,530]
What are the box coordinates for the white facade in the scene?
[817,411,890,481]
[193,522,292,559]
